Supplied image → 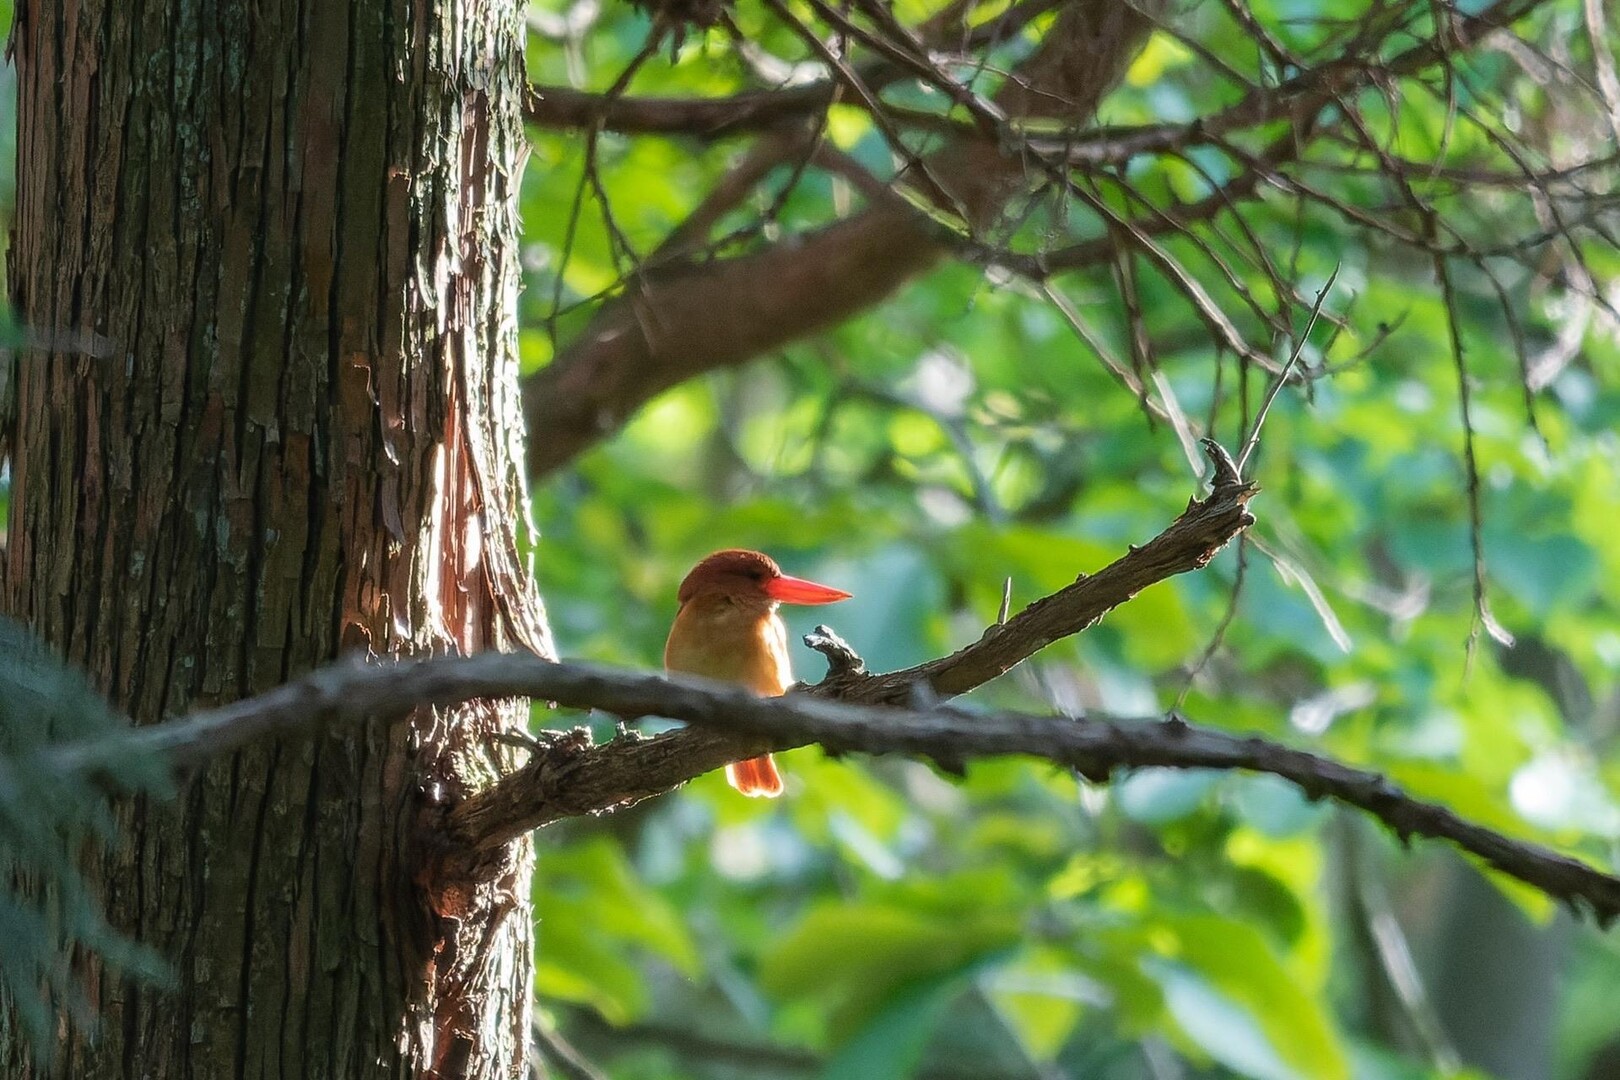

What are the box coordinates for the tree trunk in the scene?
[2,1,550,1076]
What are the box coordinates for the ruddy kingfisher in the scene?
[664,549,852,796]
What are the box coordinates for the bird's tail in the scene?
[725,755,785,798]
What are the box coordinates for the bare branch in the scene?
[523,0,1162,477]
[74,640,1620,923]
[560,678,1620,926]
[53,445,1620,925]
[65,622,1620,927]
[521,0,1566,479]
[1236,266,1340,474]
[524,82,845,139]
[801,449,1260,707]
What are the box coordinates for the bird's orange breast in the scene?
[663,598,794,696]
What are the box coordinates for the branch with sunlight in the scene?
[20,444,1620,940]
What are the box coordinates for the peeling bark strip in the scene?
[3,1,548,1077]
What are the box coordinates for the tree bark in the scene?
[2,1,549,1076]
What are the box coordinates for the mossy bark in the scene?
[2,1,549,1075]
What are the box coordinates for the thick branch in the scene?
[64,637,1620,926]
[59,452,1620,922]
[524,82,845,139]
[472,671,1620,926]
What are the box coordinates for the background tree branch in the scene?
[524,81,845,139]
[521,0,1564,480]
[522,0,1162,478]
[521,0,1071,139]
[521,0,1581,485]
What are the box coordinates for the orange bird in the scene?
[664,549,852,797]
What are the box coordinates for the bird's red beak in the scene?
[763,574,852,605]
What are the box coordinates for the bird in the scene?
[664,549,851,797]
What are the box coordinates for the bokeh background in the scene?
[518,0,1620,1075]
[513,0,1620,1075]
[6,0,1620,1075]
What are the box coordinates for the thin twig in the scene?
[533,1018,612,1080]
[1236,265,1339,474]
[1174,534,1248,710]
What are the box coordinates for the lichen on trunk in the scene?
[2,1,549,1076]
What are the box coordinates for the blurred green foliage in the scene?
[520,0,1620,1076]
[0,0,1613,1072]
[0,620,171,1064]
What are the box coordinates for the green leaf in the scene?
[534,835,702,1022]
[1116,768,1222,824]
[985,946,1094,1061]
[1156,914,1349,1080]
[535,917,647,1025]
[760,900,1020,1041]
[1484,529,1598,617]
[817,974,964,1080]
[0,619,174,1063]
[1153,962,1301,1080]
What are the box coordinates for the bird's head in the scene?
[677,549,852,608]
